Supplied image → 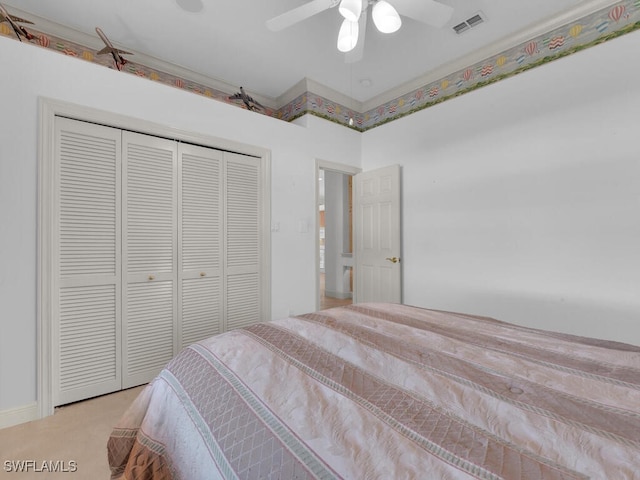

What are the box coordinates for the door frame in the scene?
[38,97,271,418]
[315,159,361,311]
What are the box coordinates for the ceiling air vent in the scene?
[453,12,485,34]
[453,22,469,34]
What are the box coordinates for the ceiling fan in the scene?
[266,0,454,62]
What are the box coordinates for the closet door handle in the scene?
[148,274,155,281]
[200,272,206,277]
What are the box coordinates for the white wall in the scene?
[3,27,640,422]
[0,36,360,416]
[362,30,640,346]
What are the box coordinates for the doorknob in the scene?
[385,257,400,264]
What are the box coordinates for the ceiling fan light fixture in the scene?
[338,0,362,22]
[372,0,401,33]
[337,18,359,52]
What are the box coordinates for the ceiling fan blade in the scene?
[345,6,367,63]
[392,0,453,28]
[266,0,338,31]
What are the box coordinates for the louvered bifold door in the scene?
[178,143,224,349]
[53,117,122,406]
[224,153,262,331]
[122,132,178,388]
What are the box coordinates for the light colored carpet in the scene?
[0,386,145,479]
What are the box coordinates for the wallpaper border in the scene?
[281,0,640,131]
[2,0,638,131]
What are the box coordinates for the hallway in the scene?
[319,273,352,310]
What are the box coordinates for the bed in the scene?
[107,303,640,479]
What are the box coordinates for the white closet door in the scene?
[178,143,224,349]
[122,131,177,388]
[53,117,122,406]
[224,153,262,331]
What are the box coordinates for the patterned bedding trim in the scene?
[296,308,640,449]
[345,304,640,389]
[108,428,173,480]
[242,323,588,480]
[165,344,341,480]
[430,308,640,353]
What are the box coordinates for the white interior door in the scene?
[178,143,224,349]
[122,131,178,388]
[354,164,402,303]
[53,117,122,406]
[224,152,263,330]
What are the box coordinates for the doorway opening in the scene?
[316,160,361,310]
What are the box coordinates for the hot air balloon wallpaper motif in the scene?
[524,41,538,56]
[569,24,583,38]
[38,34,50,47]
[609,5,627,22]
[463,68,473,82]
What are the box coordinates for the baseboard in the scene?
[0,402,39,429]
[324,290,353,300]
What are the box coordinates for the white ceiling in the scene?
[3,0,613,105]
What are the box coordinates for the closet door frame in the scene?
[37,98,271,419]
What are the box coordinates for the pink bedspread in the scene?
[108,303,640,479]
